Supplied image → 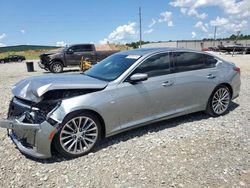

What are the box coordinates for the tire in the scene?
[54,111,102,158]
[18,59,22,62]
[206,85,231,117]
[0,60,4,64]
[50,61,63,73]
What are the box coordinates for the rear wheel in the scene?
[54,112,101,158]
[50,61,63,73]
[206,85,231,117]
[0,60,4,64]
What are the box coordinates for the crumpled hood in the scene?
[12,74,108,103]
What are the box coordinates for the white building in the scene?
[142,40,250,50]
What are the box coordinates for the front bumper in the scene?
[38,59,50,71]
[38,61,45,69]
[0,115,56,159]
[38,61,50,71]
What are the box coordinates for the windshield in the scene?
[84,54,140,81]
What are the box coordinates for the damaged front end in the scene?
[0,89,104,159]
[39,53,53,70]
[0,97,59,159]
[0,74,108,159]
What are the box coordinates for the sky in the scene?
[0,0,249,47]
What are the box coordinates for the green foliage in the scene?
[0,45,59,53]
[126,41,151,49]
[0,51,39,59]
[203,34,250,41]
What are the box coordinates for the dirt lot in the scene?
[0,54,249,187]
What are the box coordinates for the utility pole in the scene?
[213,26,217,47]
[232,30,241,56]
[139,7,142,48]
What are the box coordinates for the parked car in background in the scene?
[0,48,241,159]
[39,44,119,73]
[0,55,25,63]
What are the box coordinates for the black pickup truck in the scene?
[39,44,119,73]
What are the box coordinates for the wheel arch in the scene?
[50,108,106,155]
[56,109,106,138]
[205,82,233,117]
[206,82,233,109]
[51,59,65,66]
[216,83,233,97]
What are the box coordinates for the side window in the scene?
[173,52,205,72]
[81,45,93,52]
[203,54,218,68]
[133,53,170,77]
[70,45,81,52]
[73,45,93,52]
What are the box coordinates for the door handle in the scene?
[162,80,174,87]
[207,74,216,79]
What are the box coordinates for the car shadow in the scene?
[26,101,239,163]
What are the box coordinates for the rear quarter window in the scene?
[203,54,218,68]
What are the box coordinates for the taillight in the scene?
[234,67,241,75]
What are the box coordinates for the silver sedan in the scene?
[0,48,241,158]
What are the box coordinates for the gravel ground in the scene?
[0,54,249,188]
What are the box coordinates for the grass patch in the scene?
[0,49,58,60]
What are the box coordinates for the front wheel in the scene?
[50,61,63,73]
[206,85,231,117]
[54,112,101,158]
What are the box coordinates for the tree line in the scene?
[126,34,250,49]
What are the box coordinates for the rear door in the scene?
[65,45,96,65]
[75,45,96,64]
[171,51,219,112]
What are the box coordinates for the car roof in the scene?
[69,44,93,47]
[118,47,205,56]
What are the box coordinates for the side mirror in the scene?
[130,73,148,83]
[67,48,74,54]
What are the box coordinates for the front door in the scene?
[114,52,177,129]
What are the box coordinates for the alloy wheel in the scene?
[59,116,98,155]
[53,63,62,73]
[212,88,230,115]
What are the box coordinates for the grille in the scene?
[8,99,30,118]
[40,55,51,64]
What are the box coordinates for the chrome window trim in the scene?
[118,51,171,84]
